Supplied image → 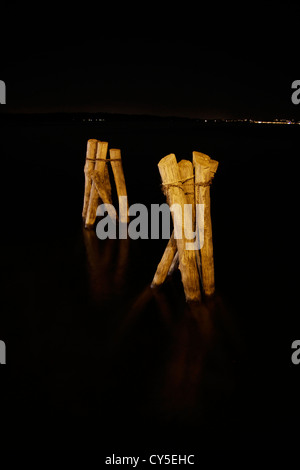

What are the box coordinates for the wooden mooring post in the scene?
[193,151,218,296]
[83,140,128,229]
[155,153,201,302]
[152,151,219,302]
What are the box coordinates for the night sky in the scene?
[2,14,300,452]
[1,33,300,120]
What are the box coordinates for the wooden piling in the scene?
[85,141,111,228]
[178,159,200,272]
[91,143,116,222]
[151,233,177,287]
[82,139,98,220]
[193,151,219,296]
[168,250,179,276]
[151,159,198,288]
[157,154,201,302]
[109,148,129,223]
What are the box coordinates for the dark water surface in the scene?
[0,116,299,450]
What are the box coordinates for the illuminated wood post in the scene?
[91,144,116,223]
[109,148,129,223]
[82,139,98,219]
[193,151,219,296]
[151,159,197,287]
[151,232,177,287]
[155,154,201,302]
[84,143,129,229]
[178,159,200,272]
[85,141,112,228]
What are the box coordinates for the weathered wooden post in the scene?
[91,144,116,223]
[82,139,98,220]
[151,159,197,287]
[151,233,177,286]
[85,141,112,228]
[178,159,200,272]
[193,151,219,296]
[156,154,201,302]
[109,148,129,223]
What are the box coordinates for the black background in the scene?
[2,28,300,121]
[1,14,300,453]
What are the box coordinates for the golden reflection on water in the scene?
[82,226,130,302]
[115,282,243,421]
[82,225,243,422]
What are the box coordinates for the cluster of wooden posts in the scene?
[151,152,219,302]
[82,139,129,229]
[82,138,218,303]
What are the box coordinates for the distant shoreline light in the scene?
[80,117,300,125]
[222,118,300,125]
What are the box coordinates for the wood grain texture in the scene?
[85,141,111,228]
[82,139,98,219]
[152,159,200,287]
[193,151,219,296]
[109,149,129,223]
[157,154,201,302]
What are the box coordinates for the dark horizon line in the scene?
[0,110,299,125]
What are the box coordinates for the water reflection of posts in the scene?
[113,283,216,421]
[113,285,175,347]
[161,301,214,417]
[121,288,242,422]
[82,228,129,301]
[114,237,130,290]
